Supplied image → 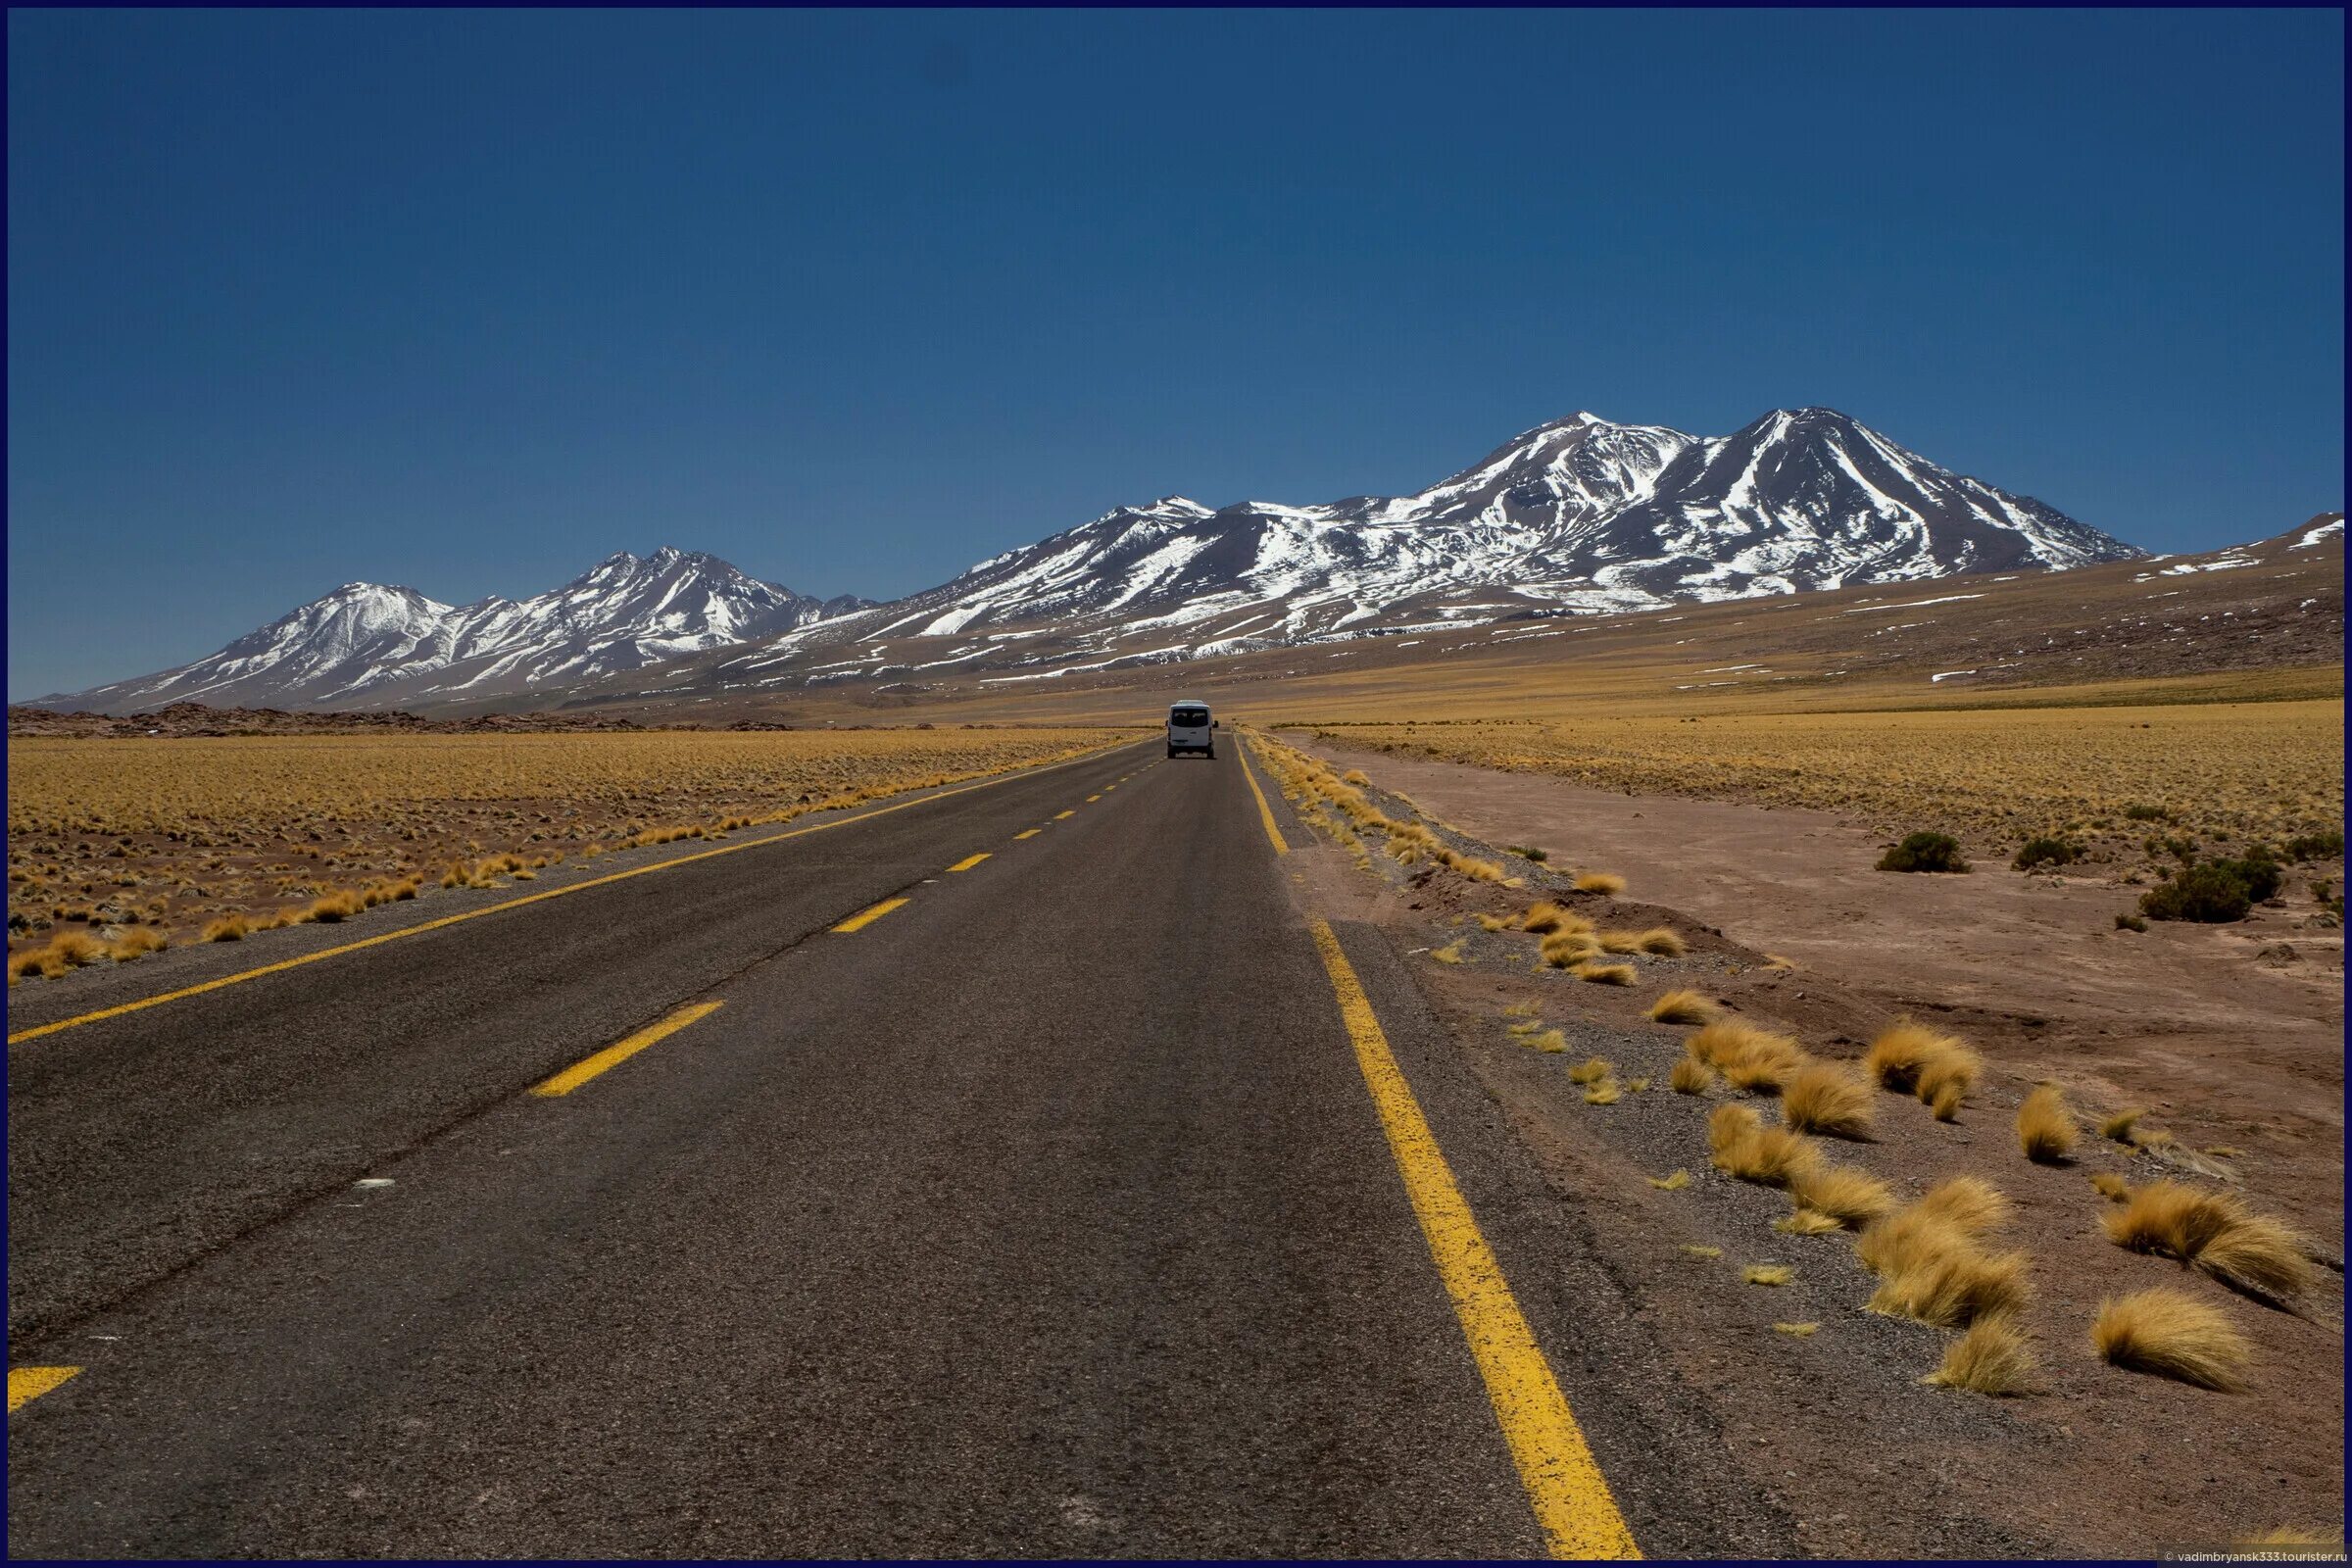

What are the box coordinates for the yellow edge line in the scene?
[947,854,991,872]
[8,1366,82,1413]
[1306,917,1641,1560]
[8,738,1140,1045]
[831,896,909,933]
[1236,734,1291,856]
[530,1001,722,1098]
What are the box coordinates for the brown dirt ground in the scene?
[1274,734,2346,1557]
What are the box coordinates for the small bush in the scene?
[1878,832,1968,873]
[2114,913,2148,932]
[1742,1264,1793,1287]
[2284,828,2344,861]
[2123,803,2173,822]
[1507,845,1549,862]
[2140,859,2277,923]
[2012,836,2081,872]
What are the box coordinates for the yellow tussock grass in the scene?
[2103,1180,2315,1302]
[1573,871,1627,896]
[1647,1169,1690,1191]
[1777,1209,1843,1236]
[2017,1084,2078,1163]
[1530,1029,1568,1054]
[1572,960,1637,986]
[1635,927,1686,956]
[2091,1287,2250,1390]
[1626,1076,1650,1093]
[1669,1055,1716,1095]
[1864,1021,1961,1091]
[1781,1061,1876,1140]
[1648,989,1716,1025]
[2090,1171,2132,1201]
[1866,1244,2030,1329]
[1924,1316,2039,1396]
[202,914,251,943]
[1788,1164,1896,1227]
[1915,1174,2014,1235]
[1708,1103,1821,1188]
[1475,912,1514,932]
[1520,901,1587,935]
[1540,931,1602,967]
[2101,1106,2148,1144]
[1567,1057,1611,1085]
[1501,1000,1540,1018]
[1429,940,1466,964]
[1584,1080,1622,1105]
[106,926,169,960]
[307,889,367,923]
[1773,1321,1819,1337]
[1688,1020,1808,1093]
[1596,929,1645,954]
[1742,1264,1793,1286]
[1681,1244,1723,1260]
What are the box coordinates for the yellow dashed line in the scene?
[831,897,909,933]
[1013,829,1043,841]
[1235,737,1290,856]
[1086,794,1102,802]
[7,740,1144,1046]
[947,854,991,872]
[1054,810,1076,820]
[8,1367,81,1413]
[1306,918,1640,1560]
[530,1002,723,1098]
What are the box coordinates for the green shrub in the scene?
[2138,856,2280,923]
[2013,836,2082,872]
[2284,828,2344,861]
[2124,803,2173,822]
[1878,831,1969,873]
[1508,845,1549,862]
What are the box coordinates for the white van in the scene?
[1166,700,1216,759]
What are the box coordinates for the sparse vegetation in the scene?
[1506,844,1549,862]
[1924,1316,2039,1396]
[1573,871,1627,896]
[1646,1169,1690,1191]
[1669,1055,1715,1095]
[1780,1061,1876,1140]
[1707,1102,1820,1188]
[1632,926,1685,956]
[2139,854,2284,923]
[1863,1021,1980,1119]
[1689,1019,1808,1093]
[2090,1171,2132,1202]
[2091,1288,2251,1390]
[2012,836,2082,871]
[1857,1178,2027,1329]
[1571,960,1636,986]
[2101,1180,2315,1303]
[1878,831,1969,873]
[1742,1264,1793,1287]
[1788,1163,1896,1227]
[1647,989,1716,1025]
[2017,1084,2079,1164]
[1772,1321,1819,1337]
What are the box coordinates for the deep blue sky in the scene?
[9,9,2344,698]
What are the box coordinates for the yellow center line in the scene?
[8,1366,81,1413]
[7,738,1144,1046]
[529,1002,723,1098]
[1086,794,1102,802]
[1235,735,1290,856]
[831,897,909,933]
[1054,809,1076,820]
[1306,917,1640,1560]
[1013,829,1042,841]
[947,854,991,872]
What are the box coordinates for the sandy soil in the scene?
[1270,734,2346,1556]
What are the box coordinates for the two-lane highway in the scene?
[7,738,1666,1557]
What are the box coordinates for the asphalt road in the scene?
[6,737,1732,1557]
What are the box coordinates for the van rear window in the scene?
[1170,709,1209,727]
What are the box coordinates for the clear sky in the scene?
[8,8,2343,699]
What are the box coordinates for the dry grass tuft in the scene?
[1634,926,1686,956]
[1572,960,1637,986]
[1475,912,1514,932]
[1688,1020,1808,1092]
[1742,1264,1793,1287]
[1773,1321,1819,1337]
[2090,1171,2132,1202]
[1788,1164,1896,1227]
[202,913,252,943]
[1681,1244,1724,1260]
[1864,1020,1980,1118]
[1429,939,1467,964]
[2102,1180,2315,1303]
[1573,871,1628,896]
[1584,1080,1623,1105]
[1595,929,1646,955]
[1781,1061,1876,1140]
[1924,1316,2040,1396]
[2091,1288,2251,1389]
[2101,1106,2149,1144]
[106,926,169,960]
[1669,1054,1716,1095]
[1647,989,1716,1025]
[1708,1103,1821,1188]
[1867,1244,2031,1329]
[1528,1028,1568,1054]
[1777,1208,1844,1236]
[1519,901,1580,934]
[1568,1057,1613,1085]
[2017,1084,2079,1163]
[1647,1169,1690,1191]
[307,888,367,923]
[1540,931,1602,967]
[1915,1175,2014,1235]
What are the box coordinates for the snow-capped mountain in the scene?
[856,408,2136,644]
[632,407,2139,701]
[42,549,866,713]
